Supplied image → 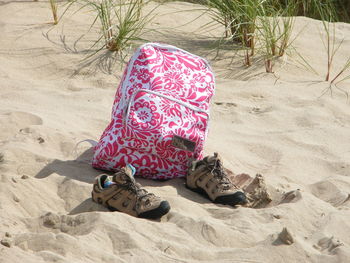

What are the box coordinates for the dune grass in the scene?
[58,0,349,83]
[314,3,350,97]
[203,0,349,77]
[185,0,350,22]
[49,0,58,25]
[67,0,154,54]
[205,0,263,67]
[256,1,297,72]
[205,0,298,71]
[293,0,338,21]
[206,0,260,47]
[316,4,349,83]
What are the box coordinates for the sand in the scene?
[1,1,350,262]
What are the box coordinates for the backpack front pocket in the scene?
[122,89,208,161]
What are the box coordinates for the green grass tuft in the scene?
[66,0,155,54]
[257,1,297,72]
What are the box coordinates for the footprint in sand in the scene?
[294,115,316,128]
[67,86,83,92]
[41,212,92,233]
[328,162,350,177]
[250,94,265,101]
[309,180,350,207]
[213,102,241,123]
[0,111,43,139]
[288,98,318,108]
[246,144,282,168]
[313,236,344,254]
[16,164,45,177]
[214,102,237,107]
[3,111,43,126]
[249,105,273,115]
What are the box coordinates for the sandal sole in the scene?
[92,192,171,219]
[186,185,247,206]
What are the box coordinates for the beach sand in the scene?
[0,1,350,262]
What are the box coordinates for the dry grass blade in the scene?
[49,0,58,25]
[331,58,350,84]
[291,46,318,75]
[278,16,295,57]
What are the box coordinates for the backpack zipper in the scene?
[123,89,209,126]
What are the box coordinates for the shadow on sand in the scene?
[34,147,217,215]
[35,147,111,215]
[35,147,103,184]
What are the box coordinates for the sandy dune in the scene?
[1,1,350,262]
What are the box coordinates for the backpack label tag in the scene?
[171,135,196,152]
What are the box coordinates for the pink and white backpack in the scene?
[92,43,215,180]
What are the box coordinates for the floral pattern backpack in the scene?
[92,43,215,180]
